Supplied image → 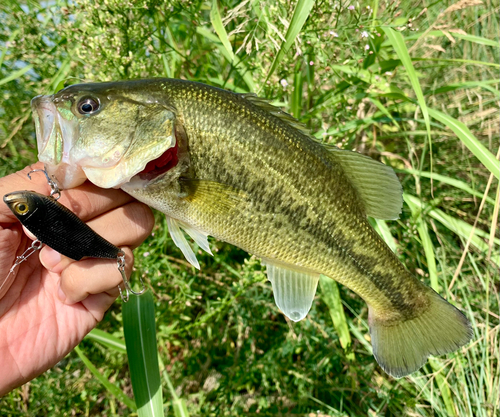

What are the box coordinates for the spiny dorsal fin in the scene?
[329,148,403,220]
[239,93,312,137]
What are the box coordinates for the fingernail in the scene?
[40,247,61,270]
[58,286,67,303]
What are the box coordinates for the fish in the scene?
[3,190,121,261]
[31,79,472,377]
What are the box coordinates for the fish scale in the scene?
[32,78,472,378]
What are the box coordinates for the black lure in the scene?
[3,190,120,261]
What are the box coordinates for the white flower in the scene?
[330,31,339,37]
[365,44,370,50]
[361,31,369,38]
[280,79,288,88]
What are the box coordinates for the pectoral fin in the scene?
[180,179,247,215]
[263,260,319,322]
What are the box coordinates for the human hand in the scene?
[0,163,154,396]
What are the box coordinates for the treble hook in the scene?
[28,168,61,200]
[116,251,146,302]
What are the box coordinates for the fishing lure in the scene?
[2,169,144,301]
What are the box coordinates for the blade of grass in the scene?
[428,79,500,96]
[487,182,500,261]
[210,0,234,62]
[319,275,355,361]
[163,370,190,417]
[265,0,315,83]
[369,218,398,253]
[428,358,458,417]
[397,169,496,206]
[0,65,33,86]
[0,29,19,68]
[427,107,500,180]
[405,195,440,291]
[412,57,500,68]
[403,194,500,266]
[402,30,500,48]
[123,291,164,417]
[85,329,127,354]
[369,97,401,128]
[74,345,137,411]
[196,27,255,92]
[382,26,433,174]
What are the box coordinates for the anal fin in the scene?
[263,260,319,322]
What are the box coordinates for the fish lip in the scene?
[32,94,86,189]
[31,95,57,159]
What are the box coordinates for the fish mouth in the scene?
[135,140,179,182]
[32,95,87,189]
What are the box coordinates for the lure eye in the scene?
[14,202,29,215]
[77,97,100,114]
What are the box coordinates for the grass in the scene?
[0,0,499,415]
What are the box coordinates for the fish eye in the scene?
[14,202,29,215]
[77,97,100,114]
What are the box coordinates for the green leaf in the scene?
[405,195,440,291]
[369,97,401,128]
[319,275,355,361]
[397,169,496,206]
[0,29,20,68]
[413,57,500,68]
[162,370,190,417]
[382,27,432,143]
[403,30,500,48]
[210,0,234,62]
[403,194,500,266]
[196,27,255,92]
[427,79,500,96]
[85,329,127,354]
[0,65,33,87]
[265,0,315,82]
[427,108,500,180]
[123,291,164,417]
[74,345,137,411]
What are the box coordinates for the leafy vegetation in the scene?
[1,0,498,415]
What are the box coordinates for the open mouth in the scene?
[137,140,179,181]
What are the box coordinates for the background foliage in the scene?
[0,0,499,415]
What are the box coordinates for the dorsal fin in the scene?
[239,93,312,137]
[330,148,403,220]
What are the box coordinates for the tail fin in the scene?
[369,289,472,378]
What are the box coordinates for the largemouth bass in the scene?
[31,79,471,377]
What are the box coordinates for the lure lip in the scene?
[3,191,27,205]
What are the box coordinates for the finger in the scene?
[58,247,134,305]
[39,201,154,272]
[81,292,121,323]
[0,162,134,224]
